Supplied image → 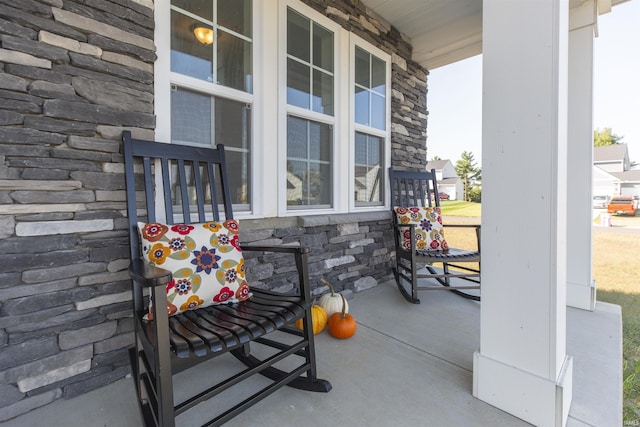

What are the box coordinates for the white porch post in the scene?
[567,0,597,311]
[473,1,574,426]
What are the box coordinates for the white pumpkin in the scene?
[318,278,349,317]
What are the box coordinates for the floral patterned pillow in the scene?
[393,206,449,252]
[137,220,251,318]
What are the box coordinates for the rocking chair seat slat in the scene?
[416,248,480,260]
[209,307,271,339]
[140,291,307,360]
[213,305,279,334]
[169,317,207,357]
[214,304,281,332]
[247,292,305,321]
[233,299,296,324]
[190,309,252,347]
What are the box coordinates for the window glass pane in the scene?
[171,88,211,145]
[354,87,369,126]
[368,136,381,164]
[224,149,250,205]
[354,132,383,205]
[312,23,333,72]
[214,98,250,151]
[312,69,333,115]
[214,98,251,206]
[354,47,370,88]
[287,8,310,62]
[171,89,251,208]
[171,11,214,82]
[371,55,386,95]
[171,1,252,92]
[218,0,251,37]
[172,0,212,21]
[287,116,307,159]
[371,93,385,130]
[287,59,310,109]
[308,120,331,161]
[217,30,252,92]
[354,132,367,164]
[287,116,332,207]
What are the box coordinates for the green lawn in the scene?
[441,203,637,421]
[439,200,481,217]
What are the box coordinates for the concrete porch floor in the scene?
[2,279,622,427]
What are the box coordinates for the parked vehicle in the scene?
[607,195,637,215]
[429,191,450,201]
[592,195,607,209]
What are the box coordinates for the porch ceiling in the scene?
[361,0,482,70]
[361,0,630,71]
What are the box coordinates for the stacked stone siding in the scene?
[0,0,156,421]
[0,0,428,420]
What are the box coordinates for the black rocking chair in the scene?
[123,131,331,427]
[389,168,481,304]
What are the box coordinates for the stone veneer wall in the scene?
[0,0,428,420]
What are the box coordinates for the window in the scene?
[353,45,388,207]
[168,0,253,209]
[285,7,335,209]
[157,1,392,217]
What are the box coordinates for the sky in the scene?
[426,0,640,167]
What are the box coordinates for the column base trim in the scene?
[473,352,573,427]
[567,279,597,311]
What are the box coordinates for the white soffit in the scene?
[361,0,482,70]
[361,0,631,70]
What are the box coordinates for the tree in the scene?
[430,155,442,161]
[455,151,481,202]
[594,127,623,146]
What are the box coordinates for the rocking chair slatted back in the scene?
[389,168,440,208]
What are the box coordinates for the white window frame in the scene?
[154,0,259,219]
[155,0,393,219]
[277,0,346,216]
[349,35,392,212]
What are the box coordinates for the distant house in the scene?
[425,159,463,200]
[593,144,640,199]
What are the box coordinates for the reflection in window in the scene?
[286,8,334,115]
[287,116,332,207]
[170,0,252,92]
[354,132,383,205]
[171,87,251,208]
[354,45,387,206]
[169,0,252,211]
[354,46,386,130]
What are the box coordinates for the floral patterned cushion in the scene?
[393,206,449,252]
[137,220,251,318]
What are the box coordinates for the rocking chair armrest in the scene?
[128,258,173,288]
[392,221,417,228]
[240,244,311,254]
[240,244,313,301]
[444,223,481,230]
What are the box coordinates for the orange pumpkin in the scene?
[296,303,327,335]
[327,294,356,339]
